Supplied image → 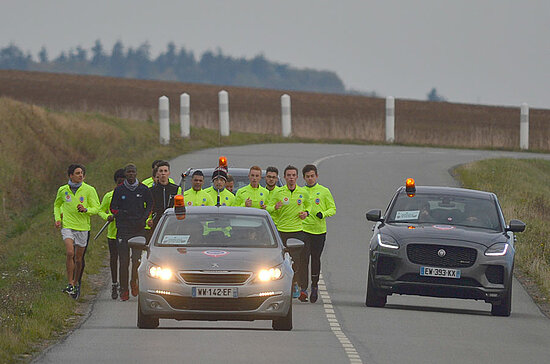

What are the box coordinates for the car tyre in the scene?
[272,300,293,331]
[137,298,159,329]
[365,269,387,307]
[491,281,512,317]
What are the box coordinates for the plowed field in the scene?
[1,70,549,150]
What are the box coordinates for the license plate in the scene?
[420,266,461,279]
[192,287,238,298]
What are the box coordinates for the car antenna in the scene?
[179,167,192,192]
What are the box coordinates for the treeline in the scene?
[0,40,346,93]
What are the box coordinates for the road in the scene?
[35,144,550,364]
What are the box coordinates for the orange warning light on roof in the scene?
[405,178,416,197]
[174,195,186,220]
[219,156,228,168]
[174,195,184,207]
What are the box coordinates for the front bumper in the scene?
[138,271,292,321]
[370,246,513,303]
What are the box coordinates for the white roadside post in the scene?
[281,94,291,137]
[520,102,529,150]
[219,90,230,136]
[386,96,395,143]
[180,93,190,138]
[159,96,170,145]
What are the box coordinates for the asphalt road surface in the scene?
[35,144,550,364]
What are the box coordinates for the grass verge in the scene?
[454,158,550,313]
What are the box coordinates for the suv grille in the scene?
[180,272,251,285]
[407,244,477,268]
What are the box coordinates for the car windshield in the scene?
[155,213,278,247]
[386,192,502,231]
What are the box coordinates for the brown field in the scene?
[1,70,550,150]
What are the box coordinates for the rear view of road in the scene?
[35,144,550,364]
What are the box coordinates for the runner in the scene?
[53,164,100,299]
[98,168,126,299]
[300,164,336,303]
[204,168,235,206]
[268,165,310,300]
[234,166,269,209]
[183,170,214,206]
[148,161,181,231]
[110,164,153,301]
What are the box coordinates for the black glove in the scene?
[316,212,323,219]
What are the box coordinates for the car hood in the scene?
[381,223,507,248]
[147,246,284,272]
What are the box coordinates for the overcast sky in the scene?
[2,0,549,108]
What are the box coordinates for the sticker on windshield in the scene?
[162,235,190,245]
[395,210,420,220]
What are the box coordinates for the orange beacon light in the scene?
[174,195,186,220]
[405,178,416,197]
[218,156,228,169]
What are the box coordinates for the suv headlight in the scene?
[257,265,283,282]
[377,233,399,250]
[148,264,174,280]
[485,243,509,256]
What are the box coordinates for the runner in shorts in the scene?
[54,164,100,299]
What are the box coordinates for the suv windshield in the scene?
[155,213,277,247]
[386,192,502,231]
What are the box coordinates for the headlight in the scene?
[377,233,399,249]
[485,243,509,256]
[257,266,283,282]
[148,264,174,280]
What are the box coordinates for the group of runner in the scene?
[53,159,335,304]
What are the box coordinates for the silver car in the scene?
[129,206,302,330]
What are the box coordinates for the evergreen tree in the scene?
[38,47,48,63]
[91,39,106,67]
[427,88,446,102]
[0,41,349,94]
[110,40,125,77]
[0,44,31,69]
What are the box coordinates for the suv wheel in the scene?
[365,269,387,307]
[491,283,512,317]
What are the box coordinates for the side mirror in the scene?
[284,238,304,253]
[128,236,148,250]
[506,219,526,233]
[366,209,383,222]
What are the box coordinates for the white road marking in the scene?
[313,153,353,165]
[318,274,364,364]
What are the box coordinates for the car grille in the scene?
[160,295,269,311]
[407,244,477,268]
[398,273,482,287]
[179,272,251,285]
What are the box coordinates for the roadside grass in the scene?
[454,158,550,302]
[0,98,310,363]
